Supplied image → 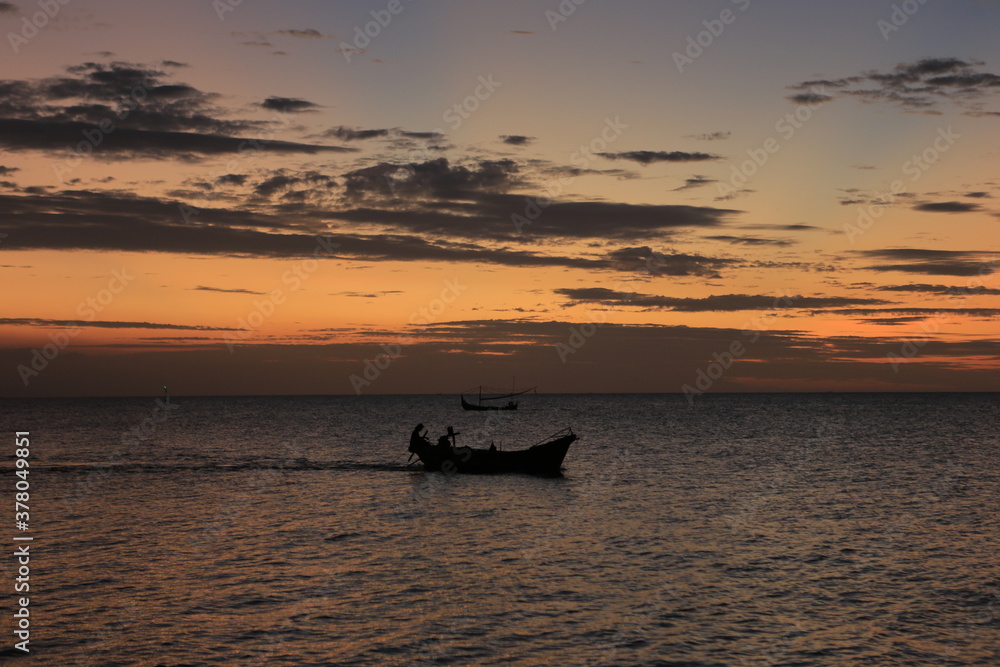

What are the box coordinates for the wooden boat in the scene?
[460,384,536,411]
[408,427,576,476]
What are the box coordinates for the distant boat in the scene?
[460,384,536,411]
[408,427,576,476]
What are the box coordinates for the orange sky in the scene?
[1,0,998,396]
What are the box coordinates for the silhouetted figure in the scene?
[410,423,429,452]
[489,442,497,452]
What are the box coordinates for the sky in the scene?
[0,0,998,397]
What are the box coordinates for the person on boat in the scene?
[409,423,429,452]
[436,426,459,452]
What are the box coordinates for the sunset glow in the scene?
[1,0,998,396]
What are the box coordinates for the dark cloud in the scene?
[336,158,737,242]
[259,96,321,113]
[965,192,991,198]
[875,284,1000,296]
[0,188,628,271]
[705,235,793,247]
[822,307,1000,317]
[859,248,1000,277]
[0,165,18,175]
[0,317,237,331]
[216,173,248,186]
[0,62,354,158]
[868,263,994,277]
[274,29,328,39]
[0,2,16,14]
[333,291,404,298]
[0,118,355,158]
[555,288,885,312]
[913,201,981,213]
[340,157,520,202]
[191,286,265,295]
[6,316,1000,395]
[254,171,334,198]
[500,135,533,146]
[604,246,735,277]
[787,58,1000,111]
[598,150,720,165]
[322,125,391,141]
[161,60,188,68]
[674,175,716,191]
[687,131,731,141]
[788,92,834,105]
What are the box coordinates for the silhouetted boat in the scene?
[408,427,576,476]
[460,384,536,411]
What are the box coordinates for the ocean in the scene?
[1,393,997,665]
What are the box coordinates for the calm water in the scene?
[1,393,998,665]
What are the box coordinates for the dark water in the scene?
[1,393,998,665]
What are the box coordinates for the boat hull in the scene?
[410,432,575,476]
[460,396,518,411]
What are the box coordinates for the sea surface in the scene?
[0,393,998,666]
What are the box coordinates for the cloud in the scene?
[259,96,322,113]
[598,150,720,165]
[0,119,356,158]
[705,235,793,247]
[0,62,355,158]
[0,188,646,271]
[216,173,248,186]
[687,131,730,141]
[500,134,534,146]
[964,192,991,198]
[913,201,981,213]
[674,175,717,191]
[0,317,238,331]
[604,246,735,277]
[0,2,17,14]
[823,307,1000,317]
[0,165,18,175]
[335,158,738,242]
[787,57,1000,112]
[787,92,834,105]
[333,291,404,297]
[191,286,266,295]
[274,29,330,39]
[555,288,886,311]
[875,284,1000,296]
[253,170,334,198]
[322,125,390,141]
[858,248,1000,277]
